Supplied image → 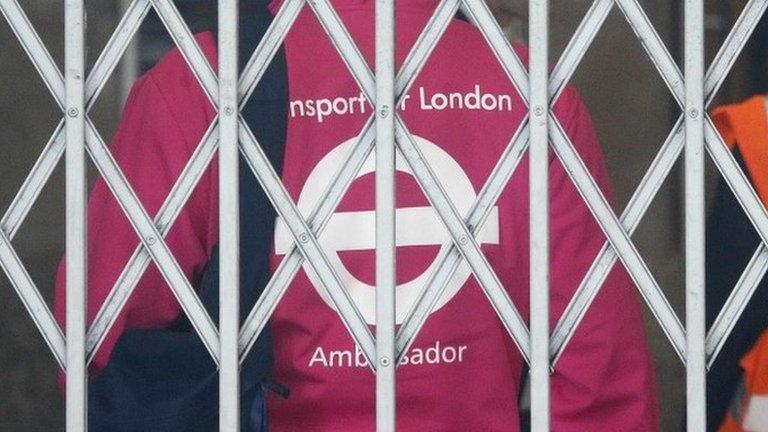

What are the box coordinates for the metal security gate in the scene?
[2,0,768,431]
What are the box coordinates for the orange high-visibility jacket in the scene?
[719,330,768,431]
[714,95,768,432]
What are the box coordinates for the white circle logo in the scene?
[274,136,499,324]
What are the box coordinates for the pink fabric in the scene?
[55,2,659,430]
[55,32,221,375]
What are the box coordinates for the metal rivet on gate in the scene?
[379,105,390,118]
[459,235,468,245]
[67,108,79,118]
[146,236,156,246]
[689,108,699,119]
[223,105,234,116]
[299,233,309,243]
[380,357,391,367]
[534,105,544,116]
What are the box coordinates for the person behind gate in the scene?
[55,0,660,430]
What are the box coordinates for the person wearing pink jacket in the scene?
[56,0,659,430]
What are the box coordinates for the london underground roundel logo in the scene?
[274,136,499,325]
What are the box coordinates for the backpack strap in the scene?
[88,6,288,431]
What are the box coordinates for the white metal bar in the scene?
[238,121,377,360]
[615,0,685,105]
[549,0,613,102]
[306,0,376,103]
[396,119,533,358]
[0,230,66,368]
[314,2,530,368]
[398,0,612,365]
[237,122,377,365]
[394,0,460,97]
[88,0,150,107]
[394,0,530,362]
[552,0,768,364]
[0,8,69,367]
[118,0,141,103]
[706,245,768,368]
[702,117,768,355]
[459,0,529,103]
[549,113,687,360]
[699,46,768,342]
[84,121,221,363]
[460,0,688,364]
[88,0,304,361]
[64,0,87,430]
[705,120,768,270]
[704,0,768,104]
[464,0,686,364]
[684,0,706,429]
[317,0,685,374]
[218,0,240,429]
[529,0,550,430]
[149,0,219,104]
[0,0,65,108]
[395,121,530,363]
[310,0,532,361]
[2,0,149,229]
[86,122,220,362]
[0,0,154,368]
[550,122,685,363]
[537,1,694,365]
[239,0,305,106]
[704,10,768,353]
[461,0,691,372]
[1,122,65,240]
[5,0,767,427]
[241,0,461,363]
[375,0,396,426]
[0,124,67,369]
[155,0,379,363]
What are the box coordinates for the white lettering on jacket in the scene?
[308,341,469,368]
[288,85,514,123]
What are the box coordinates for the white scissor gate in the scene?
[2,0,768,430]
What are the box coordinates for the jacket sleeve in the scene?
[53,66,218,373]
[547,88,659,431]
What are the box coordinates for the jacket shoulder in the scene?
[712,96,768,204]
[137,31,219,145]
[145,31,219,86]
[712,95,768,150]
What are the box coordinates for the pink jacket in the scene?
[56,0,659,430]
